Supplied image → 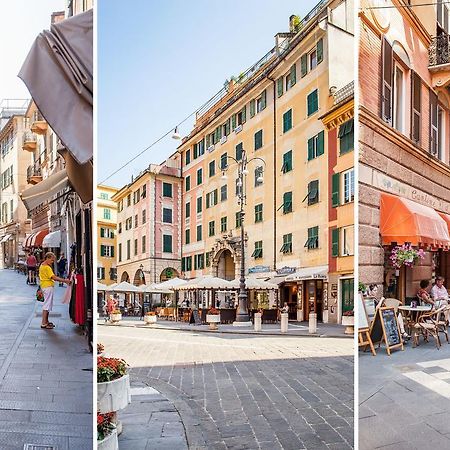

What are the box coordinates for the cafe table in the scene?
[398,305,432,347]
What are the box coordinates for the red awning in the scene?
[380,193,450,249]
[23,229,49,248]
[438,212,450,233]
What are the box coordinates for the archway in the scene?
[160,267,178,282]
[120,271,130,282]
[133,269,145,286]
[215,249,236,281]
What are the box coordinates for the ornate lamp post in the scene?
[222,149,265,324]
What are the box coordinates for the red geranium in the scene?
[97,356,128,383]
[98,412,115,440]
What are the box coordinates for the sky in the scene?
[98,0,321,188]
[0,1,64,101]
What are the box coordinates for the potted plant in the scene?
[206,307,221,330]
[97,343,105,356]
[97,412,118,450]
[390,243,425,275]
[97,356,131,414]
[341,310,354,334]
[144,311,157,325]
[110,309,122,323]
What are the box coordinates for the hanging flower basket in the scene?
[390,243,425,269]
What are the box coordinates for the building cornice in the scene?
[321,99,354,130]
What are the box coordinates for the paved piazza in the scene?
[99,325,354,449]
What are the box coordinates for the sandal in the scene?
[41,323,55,329]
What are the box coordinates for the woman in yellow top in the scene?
[39,252,71,329]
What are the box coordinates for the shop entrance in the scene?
[281,283,299,320]
[305,280,323,322]
[216,249,235,281]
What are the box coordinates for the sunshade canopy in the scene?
[176,275,234,290]
[23,229,49,248]
[105,283,117,292]
[112,281,140,292]
[0,234,12,244]
[380,193,450,248]
[18,9,93,165]
[138,284,173,294]
[229,278,279,290]
[285,265,328,282]
[97,282,108,291]
[42,230,61,248]
[152,277,188,290]
[21,169,70,211]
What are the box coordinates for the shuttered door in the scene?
[381,38,393,124]
[411,71,421,143]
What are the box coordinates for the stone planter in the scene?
[98,429,118,450]
[341,315,354,335]
[98,374,131,414]
[144,314,157,325]
[206,314,220,330]
[110,313,121,323]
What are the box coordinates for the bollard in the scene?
[280,312,288,333]
[309,312,317,334]
[254,312,262,332]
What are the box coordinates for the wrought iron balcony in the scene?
[26,163,42,185]
[22,132,37,152]
[429,34,450,67]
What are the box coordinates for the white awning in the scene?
[42,230,61,248]
[284,265,329,282]
[0,234,12,243]
[21,170,70,211]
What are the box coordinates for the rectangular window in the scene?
[141,184,147,199]
[133,189,140,204]
[126,240,130,259]
[255,204,263,223]
[256,90,267,112]
[332,228,339,257]
[208,220,215,237]
[221,216,227,233]
[97,267,105,280]
[163,235,173,253]
[134,214,138,228]
[339,120,354,154]
[343,169,355,204]
[411,71,421,143]
[185,202,190,219]
[197,168,203,186]
[430,89,439,157]
[163,182,173,197]
[185,149,191,165]
[280,233,292,254]
[127,194,131,206]
[134,239,138,256]
[236,211,243,228]
[185,175,191,192]
[118,222,122,234]
[100,193,108,200]
[301,53,308,77]
[197,196,202,213]
[277,77,284,97]
[142,235,146,253]
[307,89,319,116]
[220,153,228,170]
[306,180,319,205]
[220,184,227,201]
[196,225,202,241]
[185,229,190,245]
[163,207,173,223]
[307,131,325,160]
[103,208,111,220]
[185,256,192,271]
[381,38,393,124]
[235,142,243,161]
[100,245,115,257]
[282,150,293,173]
[283,109,292,133]
[282,191,292,214]
[342,226,354,256]
[119,243,122,262]
[305,226,319,250]
[209,160,215,177]
[309,49,317,71]
[393,65,405,133]
[332,173,340,207]
[254,130,263,150]
[252,240,263,259]
[254,166,263,187]
[142,209,146,224]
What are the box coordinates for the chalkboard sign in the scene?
[190,309,202,325]
[358,294,369,330]
[364,297,376,324]
[369,307,403,355]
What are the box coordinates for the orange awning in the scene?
[438,212,450,233]
[380,193,450,249]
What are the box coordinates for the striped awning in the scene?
[0,234,12,243]
[23,229,49,248]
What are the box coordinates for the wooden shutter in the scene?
[261,90,267,109]
[290,63,296,86]
[100,228,105,238]
[232,114,236,129]
[100,246,105,257]
[381,38,393,124]
[411,71,421,143]
[307,138,314,160]
[241,106,246,123]
[317,131,325,155]
[301,54,308,77]
[250,99,256,117]
[429,89,438,155]
[332,228,339,257]
[111,246,115,258]
[277,78,283,97]
[317,38,323,64]
[332,173,340,207]
[193,143,198,159]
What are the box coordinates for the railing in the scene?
[32,110,44,122]
[429,34,450,67]
[334,81,354,105]
[27,163,42,180]
[22,132,36,144]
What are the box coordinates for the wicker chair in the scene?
[414,307,446,348]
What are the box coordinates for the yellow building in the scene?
[97,184,118,285]
[179,0,354,323]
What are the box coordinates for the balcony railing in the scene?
[429,34,450,67]
[27,163,42,184]
[22,132,37,152]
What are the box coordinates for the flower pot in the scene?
[98,429,118,450]
[206,314,220,330]
[110,313,121,323]
[144,315,157,325]
[98,374,131,414]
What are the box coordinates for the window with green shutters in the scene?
[103,208,111,220]
[236,142,243,161]
[197,196,202,213]
[206,134,211,148]
[100,245,114,257]
[237,106,246,125]
[208,220,215,237]
[339,119,354,154]
[194,253,204,270]
[185,175,191,192]
[280,233,292,253]
[342,278,354,313]
[281,191,293,214]
[277,77,284,97]
[307,89,319,116]
[100,227,105,238]
[301,54,308,77]
[255,204,263,222]
[197,168,203,185]
[283,109,292,133]
[317,38,323,64]
[307,131,325,160]
[196,225,202,241]
[220,152,228,170]
[220,184,227,201]
[305,226,319,249]
[205,252,211,267]
[185,229,190,245]
[193,142,198,159]
[163,182,173,197]
[236,211,243,228]
[252,241,263,259]
[182,256,192,272]
[134,239,138,256]
[142,235,146,253]
[250,99,256,117]
[254,166,263,186]
[282,150,293,173]
[118,243,122,262]
[306,180,319,205]
[221,216,227,233]
[232,114,236,129]
[332,228,339,257]
[209,160,215,177]
[332,173,340,207]
[185,202,190,219]
[256,90,266,112]
[254,130,263,150]
[222,118,231,136]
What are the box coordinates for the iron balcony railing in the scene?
[22,131,37,144]
[429,34,450,67]
[32,110,44,122]
[27,163,42,180]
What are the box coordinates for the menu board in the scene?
[190,309,202,325]
[381,308,401,347]
[358,294,369,330]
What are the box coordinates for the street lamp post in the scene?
[222,149,265,325]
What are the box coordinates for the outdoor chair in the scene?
[413,307,446,349]
[384,298,401,312]
[437,304,450,345]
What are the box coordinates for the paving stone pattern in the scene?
[100,324,354,449]
[0,269,93,449]
[359,342,450,449]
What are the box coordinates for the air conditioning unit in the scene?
[234,125,243,134]
[220,135,227,144]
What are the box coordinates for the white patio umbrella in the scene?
[177,275,234,290]
[105,283,117,292]
[229,278,278,290]
[138,284,173,294]
[97,282,108,291]
[111,281,140,293]
[152,277,188,290]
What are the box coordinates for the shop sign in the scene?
[248,265,271,274]
[276,266,296,275]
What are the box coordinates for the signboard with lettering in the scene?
[276,266,296,275]
[248,266,271,274]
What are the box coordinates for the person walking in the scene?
[57,253,68,287]
[39,252,71,329]
[26,251,37,285]
[106,295,117,322]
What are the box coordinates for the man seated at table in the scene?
[417,280,435,307]
[430,276,449,308]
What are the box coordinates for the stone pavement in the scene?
[100,324,354,449]
[0,269,93,449]
[359,340,450,449]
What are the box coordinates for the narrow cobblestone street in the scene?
[100,323,354,449]
[0,269,92,449]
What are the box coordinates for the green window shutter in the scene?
[185,202,190,218]
[217,126,222,139]
[206,193,210,209]
[317,131,325,156]
[301,54,308,77]
[100,228,105,238]
[307,138,314,161]
[332,173,340,207]
[307,90,319,116]
[213,189,218,205]
[254,130,263,150]
[236,143,243,160]
[250,99,256,117]
[283,109,292,133]
[193,143,198,159]
[317,38,323,64]
[111,246,115,258]
[100,246,105,257]
[205,134,210,148]
[185,176,190,191]
[283,191,292,213]
[232,114,236,129]
[241,106,247,123]
[277,78,284,97]
[290,63,296,86]
[332,228,339,257]
[261,90,267,109]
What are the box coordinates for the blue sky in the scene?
[98,0,321,187]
